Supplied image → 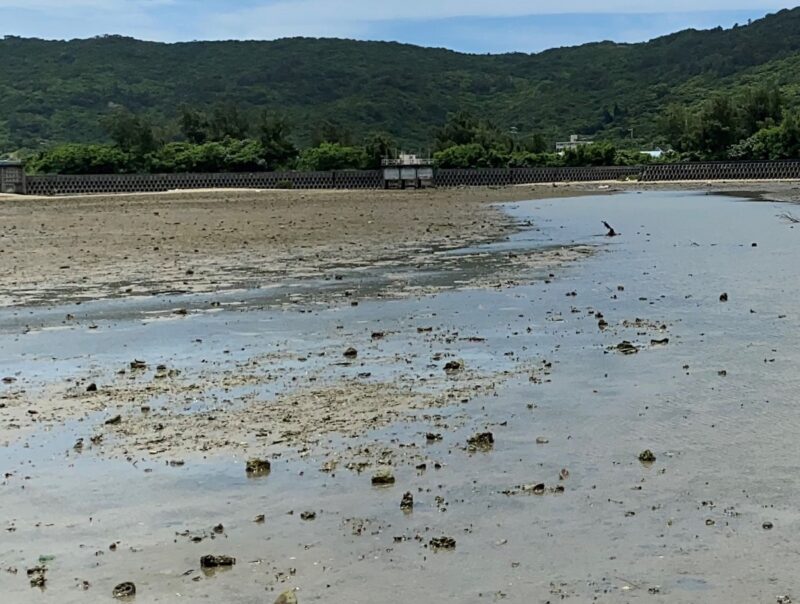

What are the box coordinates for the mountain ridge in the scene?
[2,7,800,153]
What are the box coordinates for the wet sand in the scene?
[0,185,605,307]
[2,184,800,603]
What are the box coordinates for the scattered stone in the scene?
[105,415,122,426]
[467,431,494,451]
[343,347,358,359]
[245,458,271,476]
[425,432,443,442]
[372,468,396,486]
[763,521,774,530]
[112,582,136,599]
[254,514,266,524]
[536,437,549,445]
[371,332,385,340]
[719,293,728,302]
[444,360,464,374]
[400,492,414,511]
[559,468,570,480]
[429,536,456,550]
[615,341,638,355]
[129,360,147,370]
[300,511,316,521]
[86,383,97,392]
[274,590,299,604]
[27,566,47,588]
[200,555,236,568]
[650,338,669,346]
[638,449,657,463]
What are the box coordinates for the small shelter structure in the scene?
[0,160,26,194]
[382,154,434,189]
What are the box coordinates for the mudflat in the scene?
[3,183,800,603]
[0,185,605,307]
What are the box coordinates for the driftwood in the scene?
[603,221,619,237]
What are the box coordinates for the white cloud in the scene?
[1,0,796,44]
[203,0,796,40]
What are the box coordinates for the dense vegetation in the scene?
[5,7,800,171]
[26,107,648,174]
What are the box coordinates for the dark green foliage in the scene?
[362,131,396,169]
[297,142,368,171]
[256,112,299,169]
[150,139,266,173]
[658,83,800,160]
[101,108,158,155]
[28,143,131,174]
[4,8,800,155]
[179,107,210,144]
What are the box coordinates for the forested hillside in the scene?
[2,7,800,156]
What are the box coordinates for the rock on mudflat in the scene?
[467,432,494,451]
[638,449,657,463]
[200,555,236,568]
[400,492,414,511]
[372,468,395,486]
[444,360,464,374]
[246,458,271,476]
[274,590,299,604]
[615,341,638,355]
[112,582,136,599]
[719,293,729,302]
[429,536,456,550]
[343,347,358,359]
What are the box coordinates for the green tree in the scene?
[741,84,783,136]
[362,131,396,169]
[179,107,210,144]
[209,104,250,141]
[312,120,354,146]
[695,96,740,159]
[297,142,368,171]
[30,143,132,174]
[101,108,158,155]
[257,112,298,169]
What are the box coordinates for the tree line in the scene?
[27,106,653,175]
[27,106,399,175]
[658,84,800,161]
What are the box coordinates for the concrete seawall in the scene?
[22,161,800,196]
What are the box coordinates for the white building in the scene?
[555,134,594,152]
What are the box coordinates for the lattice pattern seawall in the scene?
[22,161,800,196]
[641,161,800,181]
[26,170,383,196]
[434,166,641,187]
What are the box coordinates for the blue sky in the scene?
[0,1,796,53]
